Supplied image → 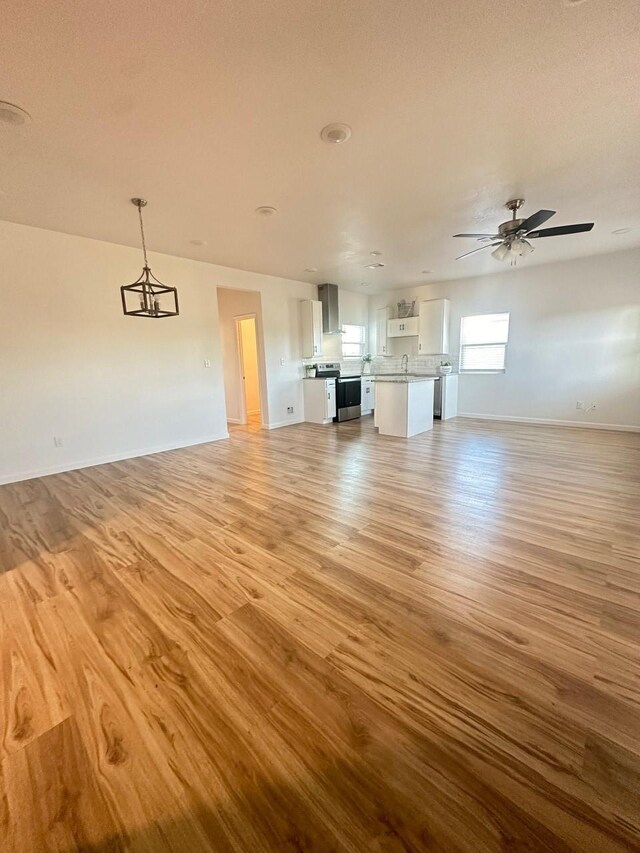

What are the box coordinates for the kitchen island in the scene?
[372,376,437,437]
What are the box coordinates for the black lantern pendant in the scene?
[120,198,179,318]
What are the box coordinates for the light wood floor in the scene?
[1,416,639,852]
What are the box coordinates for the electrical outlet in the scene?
[203,358,211,368]
[576,401,584,410]
[53,436,63,448]
[287,406,294,414]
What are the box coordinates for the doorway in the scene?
[216,287,268,428]
[236,315,262,426]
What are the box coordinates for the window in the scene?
[341,324,366,358]
[459,313,510,372]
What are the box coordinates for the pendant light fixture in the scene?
[120,198,179,318]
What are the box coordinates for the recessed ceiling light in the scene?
[370,251,382,257]
[320,123,352,144]
[255,205,278,217]
[360,282,370,288]
[612,227,631,235]
[421,269,432,274]
[190,239,207,246]
[0,101,31,126]
[366,262,385,269]
[564,0,588,6]
[304,267,318,273]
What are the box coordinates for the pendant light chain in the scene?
[138,203,149,268]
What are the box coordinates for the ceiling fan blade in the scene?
[456,242,500,260]
[520,209,556,233]
[452,233,497,238]
[527,223,594,239]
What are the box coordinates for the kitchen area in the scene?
[300,284,458,437]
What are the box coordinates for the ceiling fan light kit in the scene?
[120,198,179,318]
[454,199,594,264]
[491,243,510,262]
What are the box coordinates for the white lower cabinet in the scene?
[361,377,375,415]
[303,378,336,424]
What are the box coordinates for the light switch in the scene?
[280,358,286,366]
[203,359,211,368]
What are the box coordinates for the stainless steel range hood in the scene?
[317,283,341,335]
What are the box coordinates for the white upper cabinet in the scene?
[300,300,323,358]
[387,317,419,338]
[376,306,392,356]
[418,298,450,355]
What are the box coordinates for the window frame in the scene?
[459,312,510,374]
[341,323,366,359]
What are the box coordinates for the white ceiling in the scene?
[1,0,639,293]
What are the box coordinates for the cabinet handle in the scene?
[419,343,421,351]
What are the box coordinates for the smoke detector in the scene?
[320,123,351,144]
[255,206,278,217]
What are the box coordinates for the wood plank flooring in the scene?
[1,416,639,852]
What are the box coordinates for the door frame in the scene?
[234,313,263,425]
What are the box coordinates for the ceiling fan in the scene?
[453,199,594,264]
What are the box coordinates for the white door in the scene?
[361,378,374,413]
[300,300,324,358]
[325,380,336,419]
[418,299,450,354]
[312,301,323,356]
[376,307,391,355]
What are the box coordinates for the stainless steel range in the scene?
[315,363,362,422]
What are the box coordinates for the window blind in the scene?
[459,313,509,372]
[342,324,366,358]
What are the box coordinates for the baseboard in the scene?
[226,418,242,424]
[263,418,304,430]
[0,433,230,486]
[457,412,640,433]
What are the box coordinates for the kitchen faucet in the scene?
[401,353,409,374]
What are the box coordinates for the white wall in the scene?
[0,220,315,484]
[370,249,640,430]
